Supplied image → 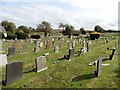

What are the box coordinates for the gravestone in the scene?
[108,48,116,60]
[22,44,27,50]
[8,47,15,56]
[59,40,62,48]
[3,61,23,85]
[64,48,74,60]
[86,41,90,52]
[46,40,50,49]
[40,41,43,47]
[35,56,48,72]
[52,41,56,49]
[78,48,84,56]
[34,46,39,52]
[54,46,59,53]
[68,42,73,49]
[95,57,102,77]
[0,54,7,67]
[69,48,74,59]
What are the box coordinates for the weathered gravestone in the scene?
[95,57,102,77]
[54,46,59,53]
[64,48,74,60]
[22,44,27,50]
[8,47,15,56]
[3,61,23,85]
[35,56,48,72]
[0,54,7,68]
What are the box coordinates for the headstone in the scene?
[95,57,102,77]
[35,56,48,72]
[108,48,116,60]
[40,41,43,47]
[68,48,74,59]
[64,48,74,60]
[54,46,59,53]
[46,40,50,49]
[52,41,56,49]
[8,47,15,56]
[3,61,23,85]
[86,41,90,52]
[78,48,84,56]
[59,40,62,48]
[0,54,7,67]
[22,44,27,50]
[34,46,39,52]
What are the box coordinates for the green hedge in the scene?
[15,32,28,39]
[6,33,17,39]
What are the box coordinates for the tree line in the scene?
[0,20,118,39]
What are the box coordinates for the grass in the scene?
[1,34,119,88]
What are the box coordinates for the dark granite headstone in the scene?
[35,56,48,72]
[96,57,102,77]
[8,47,15,56]
[4,61,23,85]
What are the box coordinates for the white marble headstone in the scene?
[0,54,7,67]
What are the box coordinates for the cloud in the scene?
[0,0,118,30]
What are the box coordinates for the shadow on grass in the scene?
[23,68,36,74]
[72,73,94,82]
[102,58,109,61]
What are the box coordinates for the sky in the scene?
[0,0,119,30]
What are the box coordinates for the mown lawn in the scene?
[1,34,119,88]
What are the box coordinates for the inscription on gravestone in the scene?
[35,56,48,72]
[4,61,23,85]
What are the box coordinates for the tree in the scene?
[59,23,66,30]
[63,24,75,38]
[18,25,29,33]
[1,20,17,34]
[80,28,86,34]
[94,25,104,33]
[36,21,52,36]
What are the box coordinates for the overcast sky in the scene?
[0,0,119,30]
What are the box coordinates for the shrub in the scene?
[15,32,28,39]
[6,33,17,39]
[30,35,41,39]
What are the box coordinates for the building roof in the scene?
[0,26,7,33]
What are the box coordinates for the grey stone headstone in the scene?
[22,44,27,50]
[8,47,15,56]
[4,61,23,85]
[68,48,74,60]
[35,56,48,72]
[54,46,59,53]
[0,54,7,67]
[96,57,102,77]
